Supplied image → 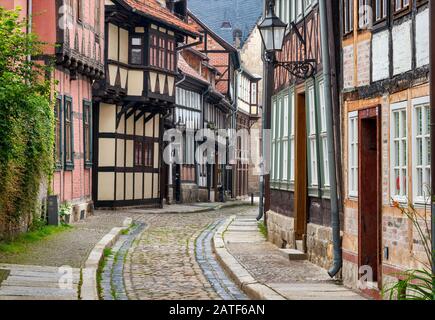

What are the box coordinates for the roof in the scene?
[118,0,199,37]
[188,0,263,46]
[178,55,209,85]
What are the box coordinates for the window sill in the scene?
[64,163,75,171]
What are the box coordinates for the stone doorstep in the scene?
[279,249,308,261]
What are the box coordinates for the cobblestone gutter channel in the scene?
[195,220,248,300]
[100,222,146,300]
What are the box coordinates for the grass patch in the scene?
[120,222,137,235]
[0,224,72,254]
[97,247,114,300]
[258,222,268,239]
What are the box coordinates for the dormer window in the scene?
[130,36,144,65]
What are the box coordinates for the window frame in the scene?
[54,94,63,170]
[130,34,144,66]
[390,101,408,203]
[373,0,389,26]
[393,0,412,18]
[64,95,74,171]
[412,96,431,205]
[318,79,330,189]
[307,83,319,190]
[342,0,354,36]
[348,111,359,198]
[83,100,92,168]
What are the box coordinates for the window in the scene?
[54,95,62,168]
[282,95,289,181]
[394,0,410,13]
[134,140,143,166]
[296,0,303,19]
[168,39,176,71]
[289,91,296,182]
[135,141,153,167]
[144,142,153,167]
[358,0,371,29]
[373,0,388,23]
[271,100,277,181]
[77,0,83,21]
[412,98,431,204]
[308,85,318,187]
[348,111,359,197]
[83,101,92,167]
[130,36,143,65]
[318,80,329,187]
[95,0,101,32]
[64,96,74,170]
[343,0,354,35]
[391,103,408,201]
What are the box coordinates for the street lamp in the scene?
[258,1,287,52]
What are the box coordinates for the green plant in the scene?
[258,221,268,239]
[0,7,55,240]
[382,199,434,300]
[59,202,72,217]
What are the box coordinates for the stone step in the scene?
[279,249,307,261]
[296,240,305,252]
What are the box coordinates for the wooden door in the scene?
[294,91,308,240]
[358,106,382,286]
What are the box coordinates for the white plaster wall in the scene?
[372,30,390,82]
[343,44,354,89]
[392,20,412,76]
[416,9,429,68]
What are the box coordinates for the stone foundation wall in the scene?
[180,183,199,204]
[197,188,209,203]
[266,210,295,249]
[342,259,359,290]
[306,223,335,270]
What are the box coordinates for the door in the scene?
[294,91,308,241]
[358,106,382,286]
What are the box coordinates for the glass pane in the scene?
[132,37,142,46]
[131,48,142,64]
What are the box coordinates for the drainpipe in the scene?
[429,0,435,291]
[319,0,341,277]
[27,0,32,63]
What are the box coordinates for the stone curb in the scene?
[143,202,254,215]
[80,217,132,300]
[212,216,286,301]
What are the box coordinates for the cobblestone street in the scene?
[121,206,254,300]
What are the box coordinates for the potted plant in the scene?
[59,202,72,225]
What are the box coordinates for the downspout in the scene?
[27,0,32,63]
[319,0,342,277]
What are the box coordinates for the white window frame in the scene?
[390,101,408,203]
[348,111,359,198]
[412,96,431,205]
[282,94,289,182]
[290,91,296,183]
[318,80,330,188]
[308,84,318,187]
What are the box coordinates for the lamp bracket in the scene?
[275,59,317,80]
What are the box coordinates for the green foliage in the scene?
[258,221,268,239]
[0,224,72,254]
[0,7,55,239]
[383,200,434,300]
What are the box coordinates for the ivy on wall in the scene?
[0,8,55,240]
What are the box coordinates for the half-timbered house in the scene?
[267,0,341,269]
[186,11,242,201]
[0,0,106,221]
[340,0,430,298]
[92,0,199,208]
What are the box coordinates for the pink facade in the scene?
[1,0,105,218]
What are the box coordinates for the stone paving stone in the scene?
[225,213,365,300]
[122,206,255,300]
